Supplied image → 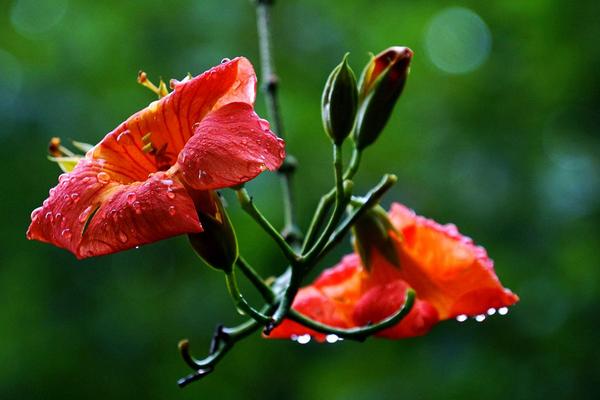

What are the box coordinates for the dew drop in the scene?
[71,193,79,203]
[58,173,69,183]
[168,206,176,216]
[258,118,270,130]
[456,314,468,322]
[30,207,42,221]
[133,201,142,214]
[221,57,230,63]
[96,171,110,184]
[45,212,53,222]
[43,199,49,207]
[118,231,128,243]
[297,334,311,345]
[498,307,509,315]
[55,212,62,222]
[110,209,119,222]
[116,130,133,144]
[161,179,173,186]
[78,205,93,223]
[325,334,339,344]
[166,189,175,199]
[475,314,486,322]
[126,192,137,204]
[63,194,72,204]
[487,308,497,316]
[61,228,72,239]
[49,187,56,196]
[82,176,91,184]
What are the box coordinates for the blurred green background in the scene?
[1,0,599,398]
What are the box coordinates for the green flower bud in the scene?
[354,46,413,150]
[351,204,400,271]
[188,191,238,273]
[321,53,358,144]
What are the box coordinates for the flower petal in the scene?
[267,286,352,342]
[175,102,285,190]
[27,159,201,259]
[89,57,257,182]
[353,280,439,339]
[387,203,519,319]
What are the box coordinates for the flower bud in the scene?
[351,204,400,271]
[354,46,413,150]
[188,191,238,273]
[321,53,358,145]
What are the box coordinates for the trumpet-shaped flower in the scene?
[27,57,285,259]
[269,203,518,341]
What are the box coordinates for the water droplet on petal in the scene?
[58,173,70,183]
[487,308,496,316]
[49,187,56,196]
[168,206,176,216]
[297,334,311,345]
[55,212,62,222]
[498,307,509,315]
[161,179,173,186]
[475,314,486,322]
[166,189,175,199]
[258,118,270,130]
[82,177,91,184]
[118,231,128,243]
[133,201,142,214]
[456,314,468,322]
[126,192,137,204]
[79,205,93,223]
[45,212,53,222]
[116,130,133,144]
[325,334,339,343]
[63,194,72,204]
[61,228,72,239]
[96,172,110,184]
[71,193,79,203]
[31,207,42,221]
[221,57,230,63]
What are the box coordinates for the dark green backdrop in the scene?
[1,0,599,398]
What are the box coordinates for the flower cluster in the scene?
[27,37,518,386]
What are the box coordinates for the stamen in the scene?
[137,71,170,98]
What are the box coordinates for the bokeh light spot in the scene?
[10,0,68,38]
[424,7,491,74]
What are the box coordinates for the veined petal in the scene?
[267,287,352,343]
[27,159,201,259]
[353,280,439,339]
[175,102,285,190]
[90,57,257,182]
[387,203,519,319]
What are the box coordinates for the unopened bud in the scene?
[351,205,400,271]
[188,191,238,273]
[354,47,413,150]
[321,53,358,144]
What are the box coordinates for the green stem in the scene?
[288,289,416,341]
[236,257,276,303]
[177,305,271,387]
[225,269,272,324]
[255,0,301,247]
[235,187,300,265]
[317,174,397,263]
[301,147,362,251]
[268,145,348,330]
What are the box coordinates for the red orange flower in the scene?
[269,203,519,341]
[27,57,285,259]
